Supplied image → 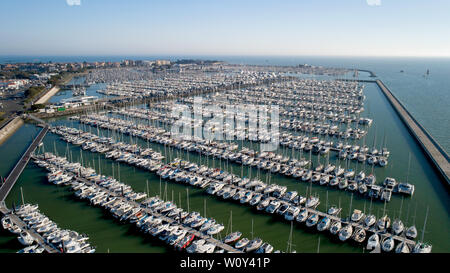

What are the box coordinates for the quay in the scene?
[0,125,49,201]
[0,204,59,253]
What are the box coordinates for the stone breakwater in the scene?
[0,117,24,145]
[34,87,61,105]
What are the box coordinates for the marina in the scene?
[40,124,419,252]
[29,153,248,253]
[0,62,448,254]
[1,0,449,260]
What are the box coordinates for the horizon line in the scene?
[1,54,449,59]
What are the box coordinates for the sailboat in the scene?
[406,202,418,239]
[413,206,432,253]
[223,211,242,245]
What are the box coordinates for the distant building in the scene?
[155,60,171,66]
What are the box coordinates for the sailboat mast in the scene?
[421,206,429,242]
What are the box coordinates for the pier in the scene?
[0,125,49,201]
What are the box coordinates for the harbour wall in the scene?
[338,77,449,186]
[34,86,60,105]
[0,117,24,145]
[374,79,450,187]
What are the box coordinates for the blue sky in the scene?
[1,0,449,57]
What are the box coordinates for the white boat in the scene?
[295,208,308,223]
[395,241,410,253]
[338,224,353,241]
[235,237,250,249]
[223,231,242,244]
[305,196,319,208]
[245,238,263,252]
[413,242,432,253]
[381,236,395,252]
[406,226,418,239]
[367,233,380,250]
[364,215,376,228]
[305,213,319,227]
[18,231,35,246]
[317,217,331,231]
[330,221,342,235]
[351,209,365,222]
[392,219,404,235]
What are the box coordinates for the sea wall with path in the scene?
[375,79,450,187]
[34,86,61,105]
[0,117,24,145]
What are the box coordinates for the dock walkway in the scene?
[0,205,60,253]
